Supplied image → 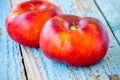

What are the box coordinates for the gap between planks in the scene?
[93,0,120,46]
[19,45,28,80]
[20,46,47,80]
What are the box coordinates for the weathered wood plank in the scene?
[20,46,47,80]
[10,0,120,80]
[26,47,77,80]
[0,0,26,80]
[95,0,120,45]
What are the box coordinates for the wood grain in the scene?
[0,0,26,80]
[9,0,120,80]
[20,46,47,80]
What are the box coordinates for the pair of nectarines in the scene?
[5,1,109,66]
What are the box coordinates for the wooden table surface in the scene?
[0,0,120,80]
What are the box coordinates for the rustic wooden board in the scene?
[0,0,26,80]
[95,0,120,45]
[9,0,120,80]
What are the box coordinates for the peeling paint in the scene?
[108,75,120,80]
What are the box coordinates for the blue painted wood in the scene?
[95,0,120,45]
[26,0,120,80]
[7,0,120,80]
[0,0,23,80]
[29,48,75,80]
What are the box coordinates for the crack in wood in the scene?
[19,45,28,80]
[20,46,47,80]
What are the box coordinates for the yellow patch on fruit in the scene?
[57,32,68,49]
[70,25,77,31]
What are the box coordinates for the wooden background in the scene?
[0,0,120,80]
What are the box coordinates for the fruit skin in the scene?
[5,1,62,47]
[40,14,109,67]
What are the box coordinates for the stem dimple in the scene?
[30,7,36,11]
[70,25,78,31]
